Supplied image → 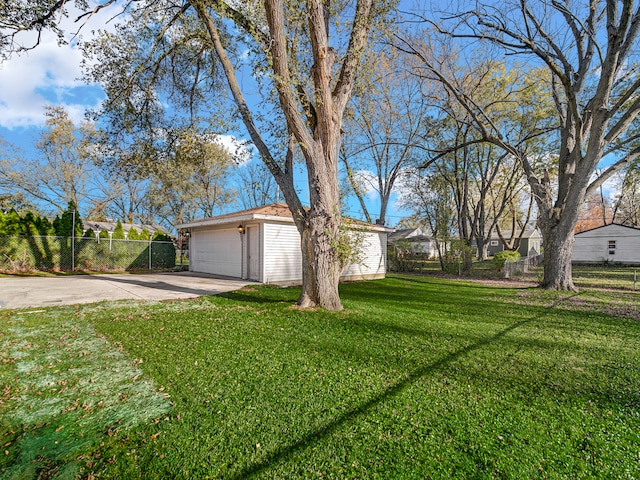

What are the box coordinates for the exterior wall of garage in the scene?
[189,225,242,277]
[341,231,387,280]
[262,222,302,283]
[181,203,391,283]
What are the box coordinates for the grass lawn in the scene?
[1,275,639,479]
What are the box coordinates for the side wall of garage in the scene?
[262,222,302,283]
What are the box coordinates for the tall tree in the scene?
[398,167,457,270]
[0,0,82,58]
[84,0,390,310]
[0,106,104,215]
[575,192,614,233]
[146,130,237,230]
[413,57,553,262]
[236,161,280,209]
[400,1,640,290]
[612,166,640,226]
[341,48,431,225]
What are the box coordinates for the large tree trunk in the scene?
[537,192,581,291]
[298,213,343,310]
[195,0,374,310]
[296,133,344,310]
[540,226,576,291]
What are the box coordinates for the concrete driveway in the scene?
[0,272,250,309]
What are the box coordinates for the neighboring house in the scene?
[176,203,392,284]
[486,229,542,258]
[387,228,439,258]
[82,221,166,239]
[573,223,640,264]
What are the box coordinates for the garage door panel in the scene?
[191,228,241,277]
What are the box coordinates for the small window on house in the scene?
[608,239,616,255]
[490,240,499,246]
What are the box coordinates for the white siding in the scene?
[190,227,242,277]
[573,224,640,263]
[342,231,387,279]
[189,220,388,283]
[262,222,302,283]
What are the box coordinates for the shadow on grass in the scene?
[219,286,302,305]
[231,293,583,479]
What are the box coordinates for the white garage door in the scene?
[191,228,242,277]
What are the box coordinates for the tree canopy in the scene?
[399,0,640,290]
[81,0,393,310]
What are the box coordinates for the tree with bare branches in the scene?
[399,0,640,290]
[0,106,104,216]
[0,1,94,59]
[341,48,431,225]
[83,0,391,310]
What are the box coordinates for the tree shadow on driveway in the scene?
[84,273,250,298]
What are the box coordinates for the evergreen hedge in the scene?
[0,236,175,273]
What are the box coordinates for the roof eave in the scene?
[177,214,393,233]
[176,213,295,229]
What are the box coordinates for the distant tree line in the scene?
[0,107,280,237]
[0,201,172,241]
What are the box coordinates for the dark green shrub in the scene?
[54,201,83,237]
[112,220,126,239]
[152,230,172,242]
[150,241,176,269]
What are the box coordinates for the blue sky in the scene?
[0,3,410,226]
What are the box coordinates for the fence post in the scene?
[149,240,152,270]
[71,210,75,272]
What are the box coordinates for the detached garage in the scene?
[573,223,640,264]
[177,203,391,283]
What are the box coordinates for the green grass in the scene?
[572,265,640,291]
[402,259,640,292]
[1,275,640,479]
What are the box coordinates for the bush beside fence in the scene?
[0,236,175,273]
[503,253,544,279]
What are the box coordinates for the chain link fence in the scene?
[0,236,176,273]
[503,253,544,279]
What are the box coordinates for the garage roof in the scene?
[176,202,392,233]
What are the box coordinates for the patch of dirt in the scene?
[503,286,640,321]
[463,278,538,288]
[414,271,537,289]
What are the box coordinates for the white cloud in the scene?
[352,170,380,200]
[390,168,416,210]
[0,2,121,128]
[215,134,254,165]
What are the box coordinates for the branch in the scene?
[586,147,640,196]
[332,0,374,111]
[263,0,315,152]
